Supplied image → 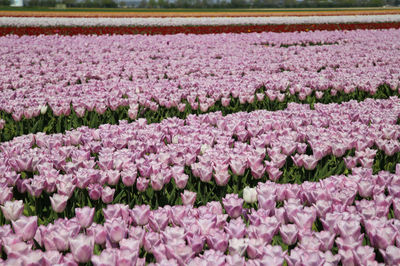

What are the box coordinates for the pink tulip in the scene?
[75,207,95,228]
[106,170,120,186]
[119,238,140,254]
[144,231,162,252]
[229,157,247,176]
[206,230,228,252]
[43,250,63,265]
[224,218,246,239]
[393,198,400,219]
[101,186,115,204]
[118,249,139,265]
[195,162,213,182]
[57,181,76,198]
[262,245,286,265]
[174,173,189,189]
[12,216,37,241]
[344,156,358,169]
[130,205,151,226]
[313,200,332,218]
[373,226,396,250]
[352,245,376,266]
[152,243,168,262]
[314,230,335,251]
[226,254,246,265]
[339,248,355,265]
[214,167,230,186]
[279,224,298,245]
[42,228,70,251]
[337,219,361,240]
[148,210,169,232]
[381,245,400,265]
[0,186,13,204]
[297,143,308,154]
[105,217,126,243]
[186,233,205,254]
[121,168,137,187]
[165,244,195,265]
[87,223,107,245]
[222,194,243,219]
[247,238,265,259]
[301,155,318,170]
[228,238,248,256]
[336,235,363,251]
[257,194,276,212]
[181,190,196,206]
[136,177,149,192]
[50,193,68,213]
[315,91,324,99]
[151,173,165,191]
[1,200,24,221]
[249,158,265,179]
[248,223,276,244]
[102,204,129,222]
[92,250,116,266]
[69,234,94,263]
[292,211,315,232]
[267,167,282,181]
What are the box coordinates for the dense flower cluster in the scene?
[0,22,399,36]
[0,14,400,27]
[1,165,400,265]
[1,21,400,265]
[0,97,399,205]
[0,29,399,128]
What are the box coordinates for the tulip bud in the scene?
[40,105,48,114]
[49,194,68,213]
[0,119,5,130]
[243,186,257,204]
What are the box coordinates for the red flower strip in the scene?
[0,22,399,36]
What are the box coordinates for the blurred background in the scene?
[2,0,399,12]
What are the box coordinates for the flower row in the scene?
[0,22,399,36]
[0,83,396,143]
[1,166,400,265]
[1,14,400,27]
[0,98,399,210]
[0,29,399,141]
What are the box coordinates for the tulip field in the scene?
[1,10,400,266]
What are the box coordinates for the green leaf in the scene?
[146,188,154,199]
[113,190,125,204]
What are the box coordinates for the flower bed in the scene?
[1,14,400,27]
[2,169,400,265]
[1,97,400,264]
[1,97,399,213]
[0,29,399,141]
[1,12,400,265]
[1,21,400,36]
